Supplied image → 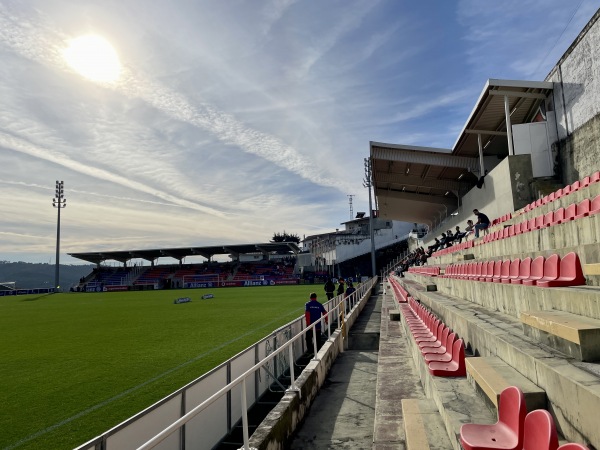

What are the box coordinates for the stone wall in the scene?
[547,9,600,183]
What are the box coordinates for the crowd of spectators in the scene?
[395,209,489,276]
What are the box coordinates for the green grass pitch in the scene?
[0,285,315,450]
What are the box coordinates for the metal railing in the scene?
[136,277,376,450]
[75,277,377,450]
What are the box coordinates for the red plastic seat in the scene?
[485,261,498,282]
[479,261,492,282]
[416,322,445,344]
[591,194,600,215]
[420,326,451,352]
[551,207,565,225]
[557,444,591,450]
[561,203,577,223]
[514,222,522,235]
[428,338,466,377]
[492,260,504,283]
[503,258,521,284]
[475,262,483,280]
[423,332,457,359]
[543,211,554,228]
[581,176,591,188]
[499,259,511,283]
[522,256,545,286]
[574,199,591,219]
[534,215,545,230]
[563,185,572,196]
[522,409,558,450]
[535,254,560,287]
[537,252,587,288]
[511,257,532,285]
[591,170,600,184]
[571,180,581,193]
[460,386,526,450]
[554,188,564,200]
[521,219,530,234]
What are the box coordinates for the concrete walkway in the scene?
[289,280,427,449]
[289,288,381,449]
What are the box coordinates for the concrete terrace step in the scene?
[396,301,496,450]
[466,356,546,412]
[374,280,429,449]
[396,276,600,448]
[402,399,452,450]
[521,310,600,361]
[406,269,600,321]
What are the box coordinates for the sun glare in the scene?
[64,35,121,83]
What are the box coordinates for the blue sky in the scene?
[0,0,598,265]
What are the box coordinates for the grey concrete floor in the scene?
[288,294,382,449]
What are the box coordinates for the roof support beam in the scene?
[489,90,548,100]
[371,146,479,172]
[375,172,468,192]
[464,129,507,136]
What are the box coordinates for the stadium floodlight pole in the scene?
[363,158,376,277]
[53,180,66,290]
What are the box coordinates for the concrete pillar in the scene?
[477,134,485,177]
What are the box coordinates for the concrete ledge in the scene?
[249,330,343,449]
[402,399,452,450]
[584,263,600,275]
[398,278,600,448]
[521,310,600,361]
[466,356,546,412]
[398,310,496,450]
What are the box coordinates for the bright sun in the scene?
[64,35,121,83]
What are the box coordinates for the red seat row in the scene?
[389,277,409,303]
[443,252,586,287]
[431,240,474,257]
[491,212,513,226]
[402,296,465,377]
[481,194,600,245]
[524,170,600,214]
[461,386,590,450]
[407,266,441,276]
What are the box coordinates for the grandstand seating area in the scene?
[80,260,298,290]
[384,170,600,449]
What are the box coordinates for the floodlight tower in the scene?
[363,158,376,277]
[53,181,66,290]
[347,194,355,220]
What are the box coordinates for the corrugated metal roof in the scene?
[370,78,553,224]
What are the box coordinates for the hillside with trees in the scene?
[0,261,94,289]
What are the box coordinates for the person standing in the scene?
[324,278,335,300]
[336,278,345,297]
[473,209,490,238]
[345,281,357,307]
[305,292,328,351]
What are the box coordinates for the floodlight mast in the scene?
[53,181,66,290]
[363,158,376,277]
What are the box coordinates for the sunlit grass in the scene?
[0,285,312,450]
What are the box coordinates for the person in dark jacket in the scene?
[336,278,345,296]
[473,209,490,238]
[324,278,335,300]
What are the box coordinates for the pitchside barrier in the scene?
[75,277,378,450]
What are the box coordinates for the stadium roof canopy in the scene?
[370,79,553,226]
[69,242,301,265]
